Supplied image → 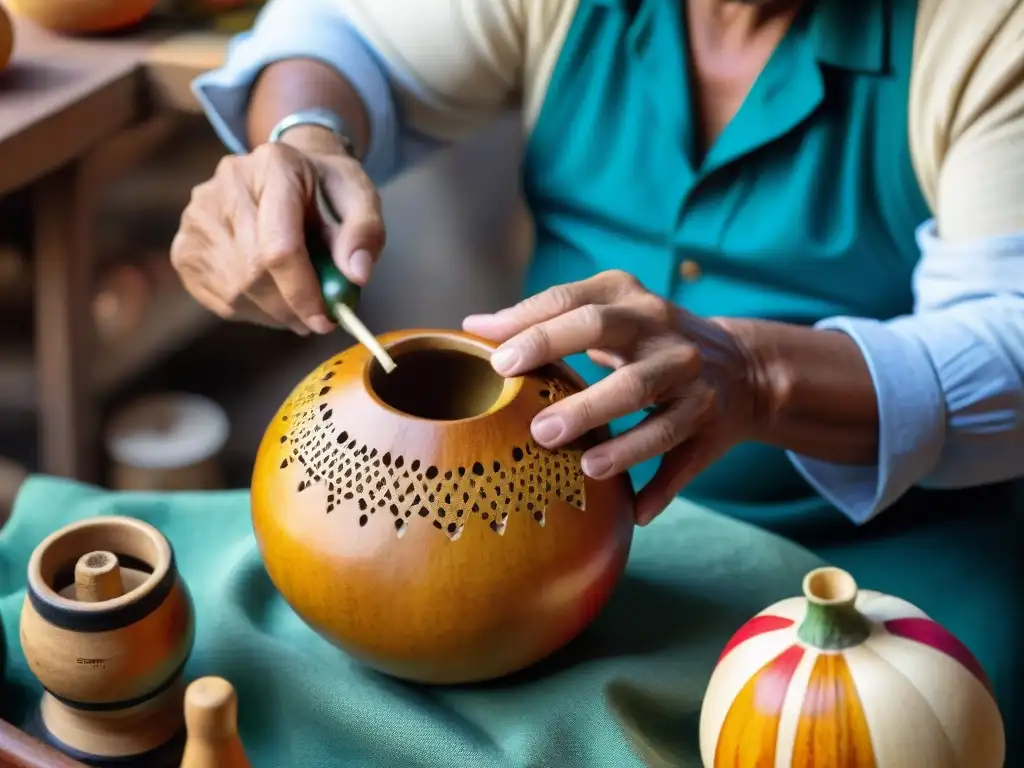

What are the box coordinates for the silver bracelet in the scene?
[268,107,359,158]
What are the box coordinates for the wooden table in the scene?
[0,13,227,482]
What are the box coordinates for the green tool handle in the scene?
[306,181,396,373]
[308,183,360,318]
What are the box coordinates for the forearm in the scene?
[191,0,406,182]
[722,318,881,464]
[725,222,1024,525]
[246,59,370,156]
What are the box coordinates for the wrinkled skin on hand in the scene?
[171,142,385,336]
[464,270,766,525]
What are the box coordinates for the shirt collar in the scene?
[591,0,890,75]
[809,0,888,74]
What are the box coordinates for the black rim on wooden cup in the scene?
[20,515,195,766]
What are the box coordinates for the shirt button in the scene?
[679,259,702,282]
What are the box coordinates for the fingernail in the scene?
[636,498,667,526]
[490,347,520,374]
[348,249,373,284]
[463,313,493,328]
[532,415,563,444]
[582,453,612,478]
[306,314,335,335]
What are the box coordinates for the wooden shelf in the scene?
[94,283,219,392]
[0,17,232,480]
[0,282,218,411]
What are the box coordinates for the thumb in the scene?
[317,165,386,287]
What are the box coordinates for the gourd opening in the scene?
[369,337,512,421]
[797,567,870,650]
[27,517,173,615]
[803,567,858,606]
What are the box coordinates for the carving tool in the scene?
[308,182,396,373]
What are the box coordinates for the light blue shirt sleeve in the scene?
[190,0,443,185]
[788,220,1024,524]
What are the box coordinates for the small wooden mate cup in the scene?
[20,516,195,766]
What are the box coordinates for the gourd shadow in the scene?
[228,554,281,630]
[228,563,720,757]
[358,574,726,757]
[604,678,703,768]
[0,679,37,724]
[468,573,731,690]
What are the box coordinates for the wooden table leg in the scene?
[32,161,98,482]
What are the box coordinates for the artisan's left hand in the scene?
[463,270,765,526]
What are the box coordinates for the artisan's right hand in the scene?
[171,138,385,336]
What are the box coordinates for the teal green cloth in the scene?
[0,476,825,767]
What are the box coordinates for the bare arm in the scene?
[721,319,880,465]
[245,58,371,157]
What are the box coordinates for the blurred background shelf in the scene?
[0,117,226,409]
[0,19,528,492]
[0,279,218,410]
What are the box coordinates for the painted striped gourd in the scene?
[699,566,1004,768]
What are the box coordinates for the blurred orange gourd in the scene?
[3,0,156,33]
[0,4,13,70]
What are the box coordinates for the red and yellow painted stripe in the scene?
[699,592,1004,768]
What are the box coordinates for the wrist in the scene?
[713,316,880,461]
[277,124,355,158]
[711,317,791,440]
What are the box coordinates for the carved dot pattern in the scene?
[276,357,587,540]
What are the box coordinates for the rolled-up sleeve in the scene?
[788,0,1024,524]
[191,0,526,185]
[191,0,401,182]
[789,224,1024,523]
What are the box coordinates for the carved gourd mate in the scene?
[251,329,635,684]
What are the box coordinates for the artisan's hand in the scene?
[171,136,384,336]
[463,270,767,525]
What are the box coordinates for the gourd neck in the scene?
[796,567,871,651]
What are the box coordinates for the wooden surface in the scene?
[146,31,227,113]
[0,15,148,195]
[0,15,228,195]
[0,11,230,480]
[0,719,86,768]
[32,162,99,479]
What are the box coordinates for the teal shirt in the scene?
[522,0,930,505]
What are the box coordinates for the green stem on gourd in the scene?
[796,567,871,651]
